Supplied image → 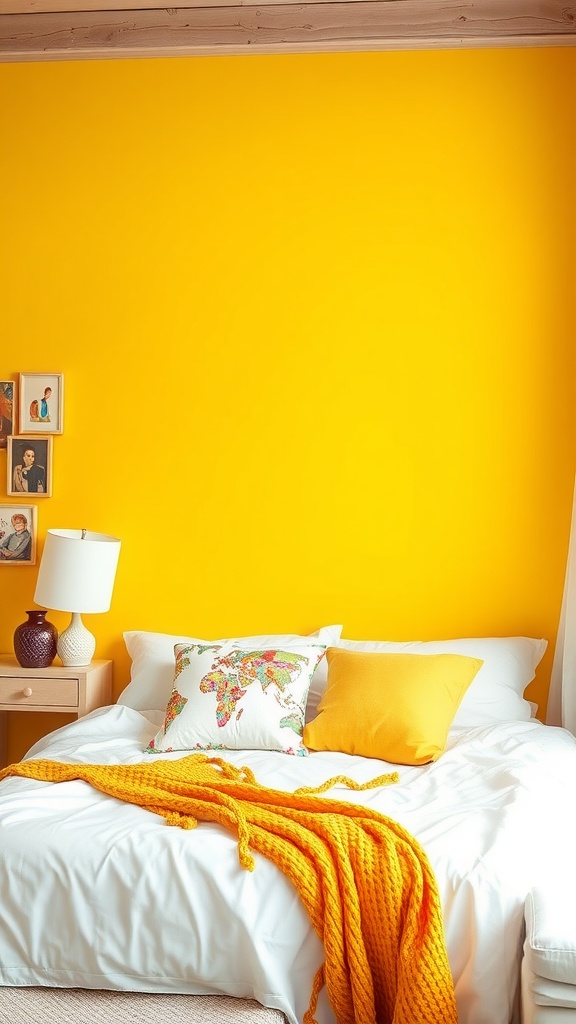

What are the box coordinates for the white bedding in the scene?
[1,706,575,1024]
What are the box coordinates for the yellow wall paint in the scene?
[0,49,574,761]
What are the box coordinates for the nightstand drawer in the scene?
[0,657,113,767]
[0,677,78,708]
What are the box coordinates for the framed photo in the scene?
[19,373,64,434]
[0,380,15,450]
[0,504,37,565]
[7,435,53,498]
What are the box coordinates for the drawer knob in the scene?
[22,687,33,698]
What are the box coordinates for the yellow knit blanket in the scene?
[0,754,457,1024]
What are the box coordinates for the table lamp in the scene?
[34,528,121,667]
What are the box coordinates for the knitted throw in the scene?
[0,754,457,1024]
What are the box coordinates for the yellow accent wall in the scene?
[1,49,574,761]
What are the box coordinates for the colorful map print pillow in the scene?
[147,640,327,756]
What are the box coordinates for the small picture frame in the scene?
[7,435,53,498]
[0,380,15,450]
[19,373,64,434]
[0,504,37,565]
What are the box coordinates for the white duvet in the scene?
[1,706,575,1024]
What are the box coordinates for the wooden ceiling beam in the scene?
[1,0,575,61]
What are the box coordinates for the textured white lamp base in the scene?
[57,612,96,667]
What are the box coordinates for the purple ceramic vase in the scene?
[14,609,58,668]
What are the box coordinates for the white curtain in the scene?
[547,477,576,733]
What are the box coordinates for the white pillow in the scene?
[147,640,327,756]
[118,625,343,712]
[305,635,547,728]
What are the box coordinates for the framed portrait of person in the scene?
[0,380,15,450]
[19,373,64,435]
[0,504,38,566]
[7,436,53,498]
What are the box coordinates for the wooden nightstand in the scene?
[0,656,113,767]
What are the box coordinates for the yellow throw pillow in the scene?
[303,648,483,765]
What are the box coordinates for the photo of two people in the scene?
[19,373,63,435]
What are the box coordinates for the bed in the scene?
[1,624,575,1024]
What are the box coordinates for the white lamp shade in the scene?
[34,529,121,614]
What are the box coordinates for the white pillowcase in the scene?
[306,635,547,728]
[147,640,327,756]
[118,625,343,713]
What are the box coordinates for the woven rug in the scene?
[0,988,288,1023]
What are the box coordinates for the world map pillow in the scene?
[118,625,342,713]
[147,640,327,756]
